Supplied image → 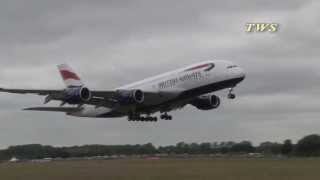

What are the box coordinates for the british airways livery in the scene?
[0,60,245,122]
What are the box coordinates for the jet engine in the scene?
[63,87,92,104]
[115,89,144,104]
[190,94,220,110]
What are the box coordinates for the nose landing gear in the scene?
[228,88,236,99]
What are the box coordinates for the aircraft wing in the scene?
[0,87,175,108]
[0,88,115,96]
[23,107,80,112]
[91,90,178,100]
[0,88,61,95]
[0,87,116,107]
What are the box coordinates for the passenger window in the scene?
[227,65,237,69]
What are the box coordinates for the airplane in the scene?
[0,60,245,122]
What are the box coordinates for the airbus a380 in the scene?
[0,60,245,122]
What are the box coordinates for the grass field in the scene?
[0,158,320,180]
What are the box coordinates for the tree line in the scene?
[1,134,320,160]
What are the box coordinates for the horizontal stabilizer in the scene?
[23,107,80,112]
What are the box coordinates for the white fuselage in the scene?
[70,60,245,118]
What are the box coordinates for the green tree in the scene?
[296,134,320,156]
[230,141,255,153]
[281,139,293,155]
[257,142,282,154]
[189,143,200,154]
[200,143,212,154]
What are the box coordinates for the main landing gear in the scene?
[128,114,158,122]
[228,88,236,99]
[128,112,173,122]
[160,113,172,120]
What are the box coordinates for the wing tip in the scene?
[23,107,35,111]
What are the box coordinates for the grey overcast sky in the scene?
[0,0,319,148]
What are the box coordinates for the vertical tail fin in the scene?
[57,64,84,87]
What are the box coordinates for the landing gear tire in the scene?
[128,114,157,122]
[228,93,236,99]
[228,88,236,99]
[160,113,172,120]
[146,116,157,122]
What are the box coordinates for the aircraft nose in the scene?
[238,67,246,80]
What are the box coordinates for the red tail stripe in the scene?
[184,63,210,72]
[60,70,80,80]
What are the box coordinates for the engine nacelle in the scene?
[190,94,220,110]
[115,89,144,104]
[63,87,92,104]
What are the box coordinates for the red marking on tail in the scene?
[60,70,80,80]
[185,63,210,72]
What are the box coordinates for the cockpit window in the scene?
[227,65,238,69]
